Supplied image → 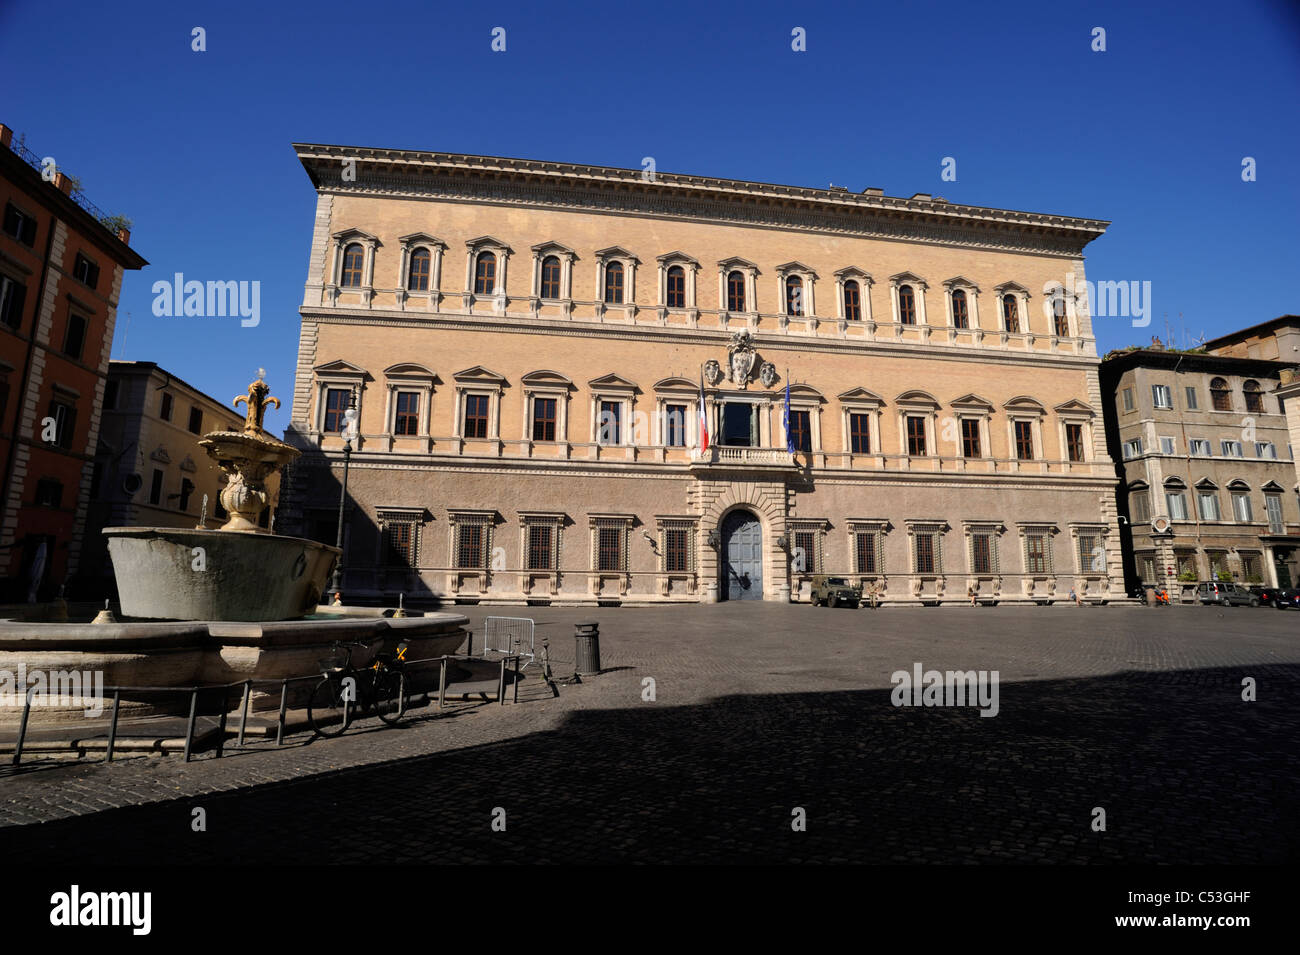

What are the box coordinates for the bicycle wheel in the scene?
[308,677,350,737]
[373,668,406,725]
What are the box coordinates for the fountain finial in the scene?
[233,371,281,435]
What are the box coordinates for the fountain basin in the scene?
[105,527,339,622]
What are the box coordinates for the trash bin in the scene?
[1144,585,1156,607]
[574,621,601,676]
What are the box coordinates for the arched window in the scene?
[666,265,685,308]
[1243,379,1264,413]
[1210,377,1232,411]
[604,261,624,304]
[474,251,496,295]
[1002,294,1020,333]
[727,270,745,312]
[341,243,364,288]
[843,280,861,321]
[407,248,430,291]
[785,276,804,315]
[951,288,968,328]
[898,285,916,324]
[1051,289,1070,336]
[540,255,561,299]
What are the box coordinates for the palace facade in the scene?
[278,143,1126,606]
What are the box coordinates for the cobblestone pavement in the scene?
[1,604,1296,863]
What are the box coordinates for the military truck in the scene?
[809,575,862,608]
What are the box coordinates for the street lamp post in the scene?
[330,389,359,604]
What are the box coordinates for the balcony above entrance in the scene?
[690,446,797,472]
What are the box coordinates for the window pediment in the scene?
[398,232,445,249]
[949,393,994,411]
[150,446,170,464]
[1195,478,1219,489]
[314,359,368,379]
[1226,479,1251,491]
[994,280,1030,295]
[942,274,980,291]
[1003,395,1046,414]
[521,369,574,388]
[1262,480,1284,492]
[776,260,818,279]
[656,250,698,267]
[890,271,928,289]
[595,246,639,263]
[332,228,378,244]
[1163,477,1187,489]
[787,384,824,402]
[453,365,508,385]
[531,240,576,259]
[896,389,940,407]
[588,373,639,392]
[384,363,438,385]
[835,266,872,283]
[1054,398,1095,416]
[466,235,513,253]
[837,386,884,404]
[718,256,759,273]
[654,376,697,392]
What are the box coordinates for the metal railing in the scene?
[8,651,522,768]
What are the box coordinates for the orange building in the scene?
[0,123,147,602]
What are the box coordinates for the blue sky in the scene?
[2,0,1297,436]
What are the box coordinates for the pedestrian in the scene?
[1069,586,1080,607]
[968,585,977,607]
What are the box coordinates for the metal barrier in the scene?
[8,650,522,769]
[481,616,536,667]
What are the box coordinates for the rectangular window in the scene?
[972,534,992,574]
[1066,423,1085,462]
[103,379,118,410]
[793,531,817,573]
[1077,535,1101,573]
[1241,551,1262,581]
[187,407,203,435]
[855,532,876,574]
[1190,438,1210,456]
[1220,440,1243,457]
[463,394,489,439]
[383,521,415,566]
[597,526,623,571]
[532,397,557,442]
[914,534,935,573]
[1159,436,1175,455]
[843,283,861,320]
[961,418,981,458]
[1198,491,1220,521]
[849,413,871,454]
[1151,384,1172,409]
[1166,492,1188,521]
[394,392,419,435]
[0,274,26,330]
[457,523,484,569]
[149,468,164,506]
[664,527,690,573]
[160,392,174,421]
[1131,489,1151,523]
[1255,442,1277,459]
[48,399,76,450]
[1184,386,1198,410]
[1121,387,1134,412]
[789,410,811,452]
[34,478,62,508]
[1232,492,1253,522]
[1123,437,1143,459]
[906,415,926,456]
[598,400,622,445]
[323,389,348,433]
[3,203,38,246]
[1266,495,1284,533]
[1014,420,1034,460]
[1137,552,1156,583]
[664,404,686,447]
[62,313,87,359]
[72,254,99,290]
[1025,535,1047,574]
[527,525,553,571]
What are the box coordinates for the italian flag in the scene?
[698,372,710,453]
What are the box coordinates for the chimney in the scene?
[910,192,932,202]
[861,187,884,197]
[53,172,74,195]
[116,228,131,245]
[0,124,12,149]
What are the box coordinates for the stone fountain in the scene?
[104,372,337,621]
[0,373,469,735]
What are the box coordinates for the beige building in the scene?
[278,143,1128,606]
[1100,347,1299,593]
[79,361,278,594]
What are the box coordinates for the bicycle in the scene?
[307,640,408,737]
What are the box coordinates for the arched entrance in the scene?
[720,509,763,600]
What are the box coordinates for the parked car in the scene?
[1196,581,1259,607]
[1247,585,1280,607]
[809,575,862,608]
[1273,588,1300,610]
